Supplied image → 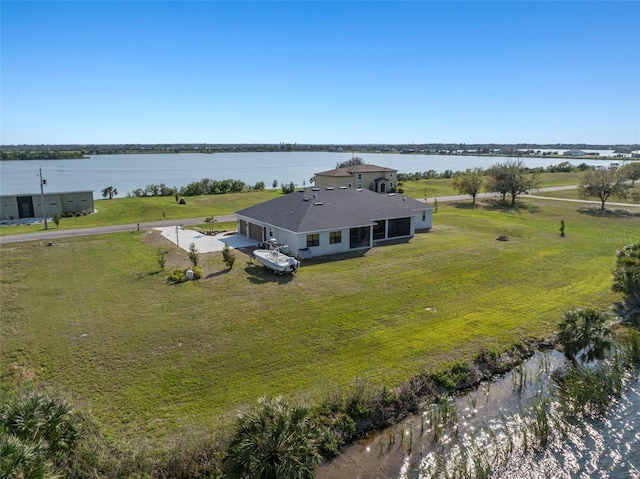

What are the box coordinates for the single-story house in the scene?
[0,191,94,221]
[314,164,398,193]
[236,186,432,258]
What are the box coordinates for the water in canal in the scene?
[317,350,640,478]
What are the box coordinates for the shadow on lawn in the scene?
[577,206,640,219]
[244,264,295,285]
[206,269,231,279]
[453,199,541,213]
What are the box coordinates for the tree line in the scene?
[1,150,86,161]
[448,160,640,209]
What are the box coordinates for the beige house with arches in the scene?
[314,164,398,193]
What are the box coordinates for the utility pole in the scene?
[39,168,48,230]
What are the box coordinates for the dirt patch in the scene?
[142,231,193,272]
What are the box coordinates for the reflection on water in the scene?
[317,351,640,479]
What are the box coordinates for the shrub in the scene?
[0,386,84,477]
[167,267,203,284]
[191,266,203,279]
[433,361,470,389]
[156,249,168,271]
[188,242,200,267]
[222,244,236,269]
[167,268,187,284]
[558,308,613,365]
[621,328,640,364]
[224,396,320,479]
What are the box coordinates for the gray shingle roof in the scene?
[236,187,431,233]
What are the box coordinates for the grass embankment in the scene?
[0,173,584,236]
[2,197,637,447]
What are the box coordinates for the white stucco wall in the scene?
[414,208,433,230]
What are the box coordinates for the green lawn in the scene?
[2,197,637,447]
[532,187,639,205]
[399,172,584,199]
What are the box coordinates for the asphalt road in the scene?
[0,215,236,244]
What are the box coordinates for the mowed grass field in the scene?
[1,196,638,448]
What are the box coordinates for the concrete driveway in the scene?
[155,226,259,253]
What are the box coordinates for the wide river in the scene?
[0,151,621,196]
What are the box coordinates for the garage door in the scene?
[248,223,264,241]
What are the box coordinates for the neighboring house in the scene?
[0,191,94,220]
[236,186,432,259]
[496,147,516,155]
[631,150,640,158]
[314,164,398,193]
[563,150,587,156]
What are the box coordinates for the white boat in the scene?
[252,239,300,275]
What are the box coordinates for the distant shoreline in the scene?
[1,147,635,162]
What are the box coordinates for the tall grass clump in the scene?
[621,328,640,364]
[558,355,627,418]
[427,397,459,444]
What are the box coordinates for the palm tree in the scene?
[101,186,118,199]
[0,388,82,478]
[224,396,320,479]
[0,434,48,479]
[557,308,613,365]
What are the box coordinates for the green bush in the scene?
[433,362,470,389]
[222,244,236,269]
[167,267,203,284]
[191,266,203,279]
[188,242,200,267]
[167,268,187,284]
[0,386,83,478]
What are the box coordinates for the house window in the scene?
[390,182,393,189]
[422,211,426,221]
[307,234,320,247]
[358,173,363,180]
[329,231,341,244]
[390,173,393,177]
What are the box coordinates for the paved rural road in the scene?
[1,186,637,245]
[0,215,236,244]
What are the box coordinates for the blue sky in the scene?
[1,1,639,145]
